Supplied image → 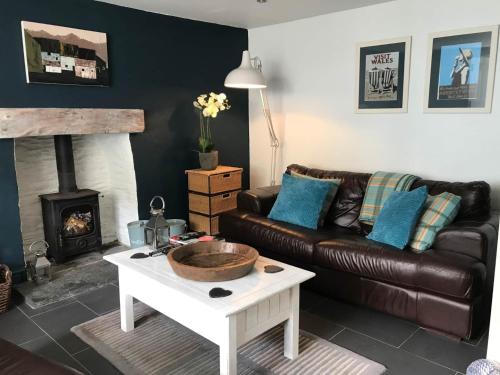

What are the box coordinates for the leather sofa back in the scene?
[286,164,491,231]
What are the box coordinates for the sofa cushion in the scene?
[314,234,485,300]
[411,179,490,220]
[287,164,371,232]
[367,186,428,249]
[268,173,337,229]
[220,209,338,264]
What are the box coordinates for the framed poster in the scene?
[424,26,498,113]
[356,37,411,113]
[21,21,109,86]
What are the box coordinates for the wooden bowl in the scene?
[167,242,259,282]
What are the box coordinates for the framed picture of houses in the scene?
[355,36,411,113]
[424,26,499,113]
[21,21,110,86]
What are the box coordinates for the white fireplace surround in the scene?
[0,107,145,261]
[14,134,139,259]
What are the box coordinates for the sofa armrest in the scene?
[433,215,498,262]
[237,185,281,216]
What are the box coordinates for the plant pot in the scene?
[199,150,219,170]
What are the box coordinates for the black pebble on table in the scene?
[209,287,232,298]
[264,265,284,273]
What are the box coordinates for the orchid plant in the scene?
[193,92,231,153]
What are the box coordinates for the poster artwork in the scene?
[364,52,399,101]
[437,42,482,100]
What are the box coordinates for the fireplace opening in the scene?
[39,135,102,263]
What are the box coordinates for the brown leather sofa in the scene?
[0,338,81,374]
[219,164,498,339]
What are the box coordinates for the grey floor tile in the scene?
[74,347,122,375]
[32,301,97,354]
[75,284,120,315]
[300,287,327,311]
[0,307,46,345]
[18,296,78,317]
[331,328,455,375]
[401,329,487,373]
[20,335,88,374]
[300,310,344,340]
[310,297,419,346]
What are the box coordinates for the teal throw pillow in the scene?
[268,173,335,230]
[367,186,428,249]
[290,171,341,227]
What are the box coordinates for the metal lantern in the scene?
[26,240,52,284]
[144,196,170,250]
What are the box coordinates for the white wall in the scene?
[248,0,500,209]
[14,134,138,260]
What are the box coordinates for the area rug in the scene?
[16,245,127,309]
[72,302,386,375]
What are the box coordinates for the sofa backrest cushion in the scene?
[287,164,371,232]
[286,165,491,230]
[411,179,491,220]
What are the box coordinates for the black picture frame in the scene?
[425,26,498,113]
[356,37,411,113]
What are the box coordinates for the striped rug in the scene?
[71,303,386,374]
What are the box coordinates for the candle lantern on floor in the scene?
[144,196,170,250]
[27,240,52,284]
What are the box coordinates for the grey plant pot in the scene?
[199,150,219,170]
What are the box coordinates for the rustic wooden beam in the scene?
[0,108,145,139]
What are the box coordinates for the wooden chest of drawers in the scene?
[186,166,242,235]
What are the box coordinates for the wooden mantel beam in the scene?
[0,108,145,139]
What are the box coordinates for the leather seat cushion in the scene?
[314,234,486,300]
[220,210,339,264]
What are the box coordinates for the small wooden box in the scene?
[186,166,243,235]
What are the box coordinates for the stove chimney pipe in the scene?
[54,135,78,193]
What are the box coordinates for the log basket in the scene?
[0,265,12,313]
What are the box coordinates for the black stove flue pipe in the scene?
[54,135,78,193]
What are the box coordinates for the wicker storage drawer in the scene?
[189,213,219,235]
[189,191,239,216]
[187,166,242,194]
[186,166,243,235]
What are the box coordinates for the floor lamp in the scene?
[225,50,280,186]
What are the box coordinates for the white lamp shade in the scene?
[224,50,267,89]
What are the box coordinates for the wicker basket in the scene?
[0,265,12,313]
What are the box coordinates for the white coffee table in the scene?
[104,246,315,375]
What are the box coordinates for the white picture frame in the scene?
[424,25,499,113]
[355,36,411,113]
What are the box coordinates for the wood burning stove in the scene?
[40,135,102,263]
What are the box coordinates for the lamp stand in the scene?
[252,57,279,186]
[258,89,279,186]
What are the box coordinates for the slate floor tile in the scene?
[74,347,122,375]
[0,307,45,345]
[331,328,455,375]
[18,296,78,317]
[310,297,419,346]
[76,284,120,315]
[20,335,88,374]
[300,310,344,340]
[401,328,487,373]
[32,301,97,354]
[300,287,327,311]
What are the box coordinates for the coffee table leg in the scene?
[119,271,134,332]
[219,315,237,375]
[284,285,300,360]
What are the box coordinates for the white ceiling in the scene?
[97,0,393,29]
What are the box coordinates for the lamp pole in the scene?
[251,57,280,186]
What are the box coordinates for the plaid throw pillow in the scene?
[410,192,461,252]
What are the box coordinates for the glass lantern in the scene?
[144,196,170,250]
[27,240,52,284]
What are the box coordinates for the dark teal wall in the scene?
[0,0,249,280]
